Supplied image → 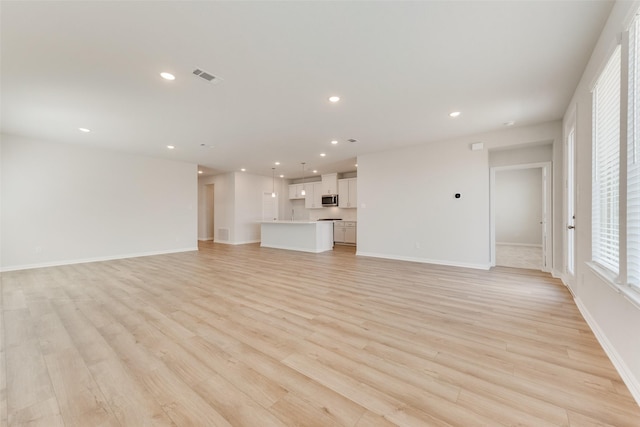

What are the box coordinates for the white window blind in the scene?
[592,46,621,275]
[628,16,640,291]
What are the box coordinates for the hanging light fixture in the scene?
[271,168,276,198]
[300,162,306,196]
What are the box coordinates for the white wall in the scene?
[495,168,542,245]
[235,172,280,244]
[489,143,553,167]
[198,171,289,244]
[1,134,198,271]
[562,0,640,404]
[357,121,561,270]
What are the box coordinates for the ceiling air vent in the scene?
[193,68,221,84]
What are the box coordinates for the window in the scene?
[629,16,640,291]
[592,46,621,275]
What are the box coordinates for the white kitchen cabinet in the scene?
[338,178,357,208]
[289,184,304,199]
[321,173,338,195]
[334,221,356,244]
[344,222,357,244]
[304,182,323,209]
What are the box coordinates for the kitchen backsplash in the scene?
[288,200,357,221]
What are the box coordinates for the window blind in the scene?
[592,46,621,275]
[628,16,640,291]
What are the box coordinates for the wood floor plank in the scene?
[1,242,639,426]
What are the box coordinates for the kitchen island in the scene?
[260,220,334,253]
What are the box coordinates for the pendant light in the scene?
[271,168,276,198]
[300,162,306,196]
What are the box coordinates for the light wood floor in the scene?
[1,242,639,426]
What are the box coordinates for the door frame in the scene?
[563,106,577,291]
[490,161,553,271]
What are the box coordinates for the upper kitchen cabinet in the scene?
[304,182,323,209]
[321,173,338,195]
[289,184,304,199]
[338,178,357,208]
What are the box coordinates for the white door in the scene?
[565,125,577,284]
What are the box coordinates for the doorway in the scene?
[200,183,215,241]
[564,114,577,290]
[490,162,552,271]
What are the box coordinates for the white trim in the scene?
[356,251,491,271]
[198,238,214,241]
[495,242,543,248]
[574,297,640,406]
[213,239,260,245]
[563,104,577,290]
[0,247,199,272]
[490,162,553,272]
[587,262,640,310]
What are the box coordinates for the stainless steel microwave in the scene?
[321,194,338,207]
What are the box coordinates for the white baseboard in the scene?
[496,242,543,248]
[0,247,199,272]
[213,239,260,245]
[574,297,640,406]
[198,237,214,241]
[355,251,491,270]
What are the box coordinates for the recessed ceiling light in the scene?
[279,174,284,178]
[504,121,516,126]
[331,140,338,145]
[78,127,91,133]
[167,145,175,149]
[160,72,175,81]
[313,170,318,174]
[275,161,280,165]
[241,168,246,172]
[198,170,203,174]
[355,164,358,167]
[320,153,326,157]
[449,111,461,118]
[329,96,340,103]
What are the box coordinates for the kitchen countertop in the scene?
[260,220,323,224]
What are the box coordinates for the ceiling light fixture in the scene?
[449,111,461,118]
[313,170,318,174]
[331,140,338,145]
[320,153,326,157]
[271,168,276,198]
[504,121,516,126]
[160,72,175,80]
[301,162,306,196]
[280,174,284,178]
[167,145,175,149]
[329,96,340,103]
[275,161,280,165]
[355,164,358,167]
[198,170,203,174]
[241,168,246,172]
[78,127,91,133]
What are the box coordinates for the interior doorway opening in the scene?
[200,183,215,241]
[490,162,552,271]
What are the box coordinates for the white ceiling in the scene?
[1,1,613,179]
